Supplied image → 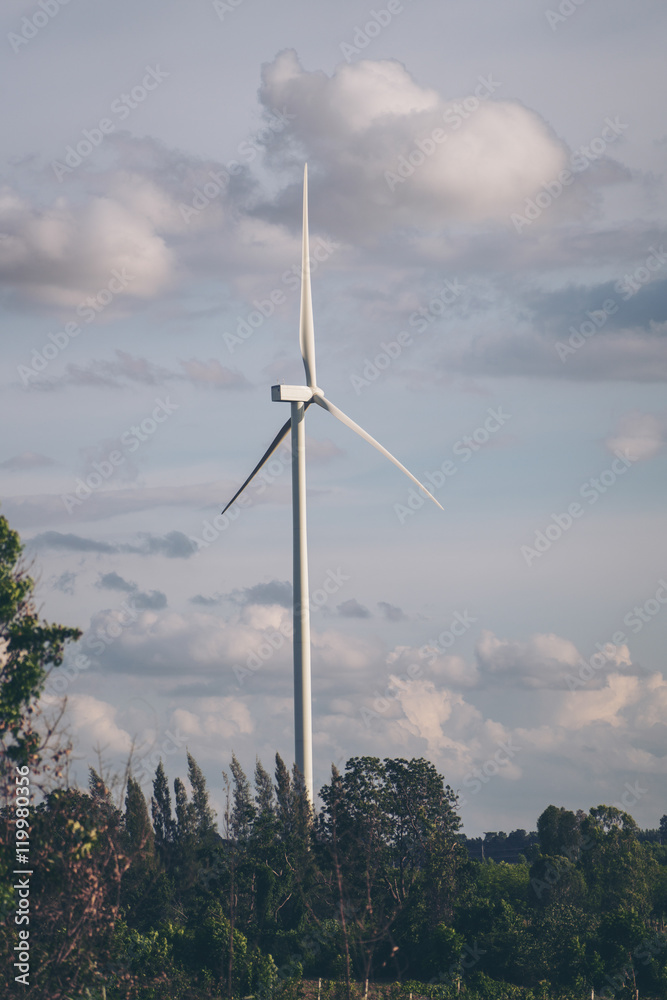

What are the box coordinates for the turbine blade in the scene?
[221,413,295,515]
[299,164,317,388]
[312,394,443,510]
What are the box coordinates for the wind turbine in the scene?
[222,165,442,801]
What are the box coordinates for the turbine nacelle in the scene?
[271,384,320,403]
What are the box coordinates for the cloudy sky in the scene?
[2,0,666,835]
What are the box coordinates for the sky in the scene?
[1,0,666,837]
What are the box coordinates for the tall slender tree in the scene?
[254,757,275,817]
[120,776,163,932]
[274,752,293,841]
[151,760,175,865]
[187,751,216,839]
[230,753,255,842]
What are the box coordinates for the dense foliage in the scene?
[0,513,80,771]
[2,751,666,999]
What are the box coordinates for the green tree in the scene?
[274,751,293,840]
[151,760,175,865]
[537,804,581,859]
[0,514,80,772]
[254,757,275,817]
[1,786,132,998]
[121,776,170,933]
[318,757,464,983]
[187,750,216,839]
[124,776,155,857]
[231,752,256,843]
[174,776,195,847]
[580,805,657,917]
[245,758,281,945]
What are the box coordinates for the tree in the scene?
[580,805,657,917]
[274,751,293,840]
[151,760,175,865]
[1,786,132,998]
[318,763,353,998]
[187,750,216,839]
[0,515,83,996]
[120,777,166,933]
[174,776,195,847]
[318,757,464,983]
[537,804,581,859]
[0,513,80,774]
[230,753,256,843]
[660,813,667,845]
[254,757,275,818]
[124,776,155,857]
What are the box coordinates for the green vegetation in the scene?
[1,513,666,998]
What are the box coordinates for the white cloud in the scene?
[386,644,478,688]
[88,607,261,676]
[241,603,289,631]
[557,673,644,729]
[173,698,254,740]
[65,693,134,754]
[259,51,569,233]
[476,629,583,688]
[605,410,665,462]
[179,358,248,388]
[107,172,193,234]
[314,628,380,673]
[394,679,463,752]
[0,187,173,307]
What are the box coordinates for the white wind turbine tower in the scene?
[221,165,442,801]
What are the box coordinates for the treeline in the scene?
[2,751,667,1000]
